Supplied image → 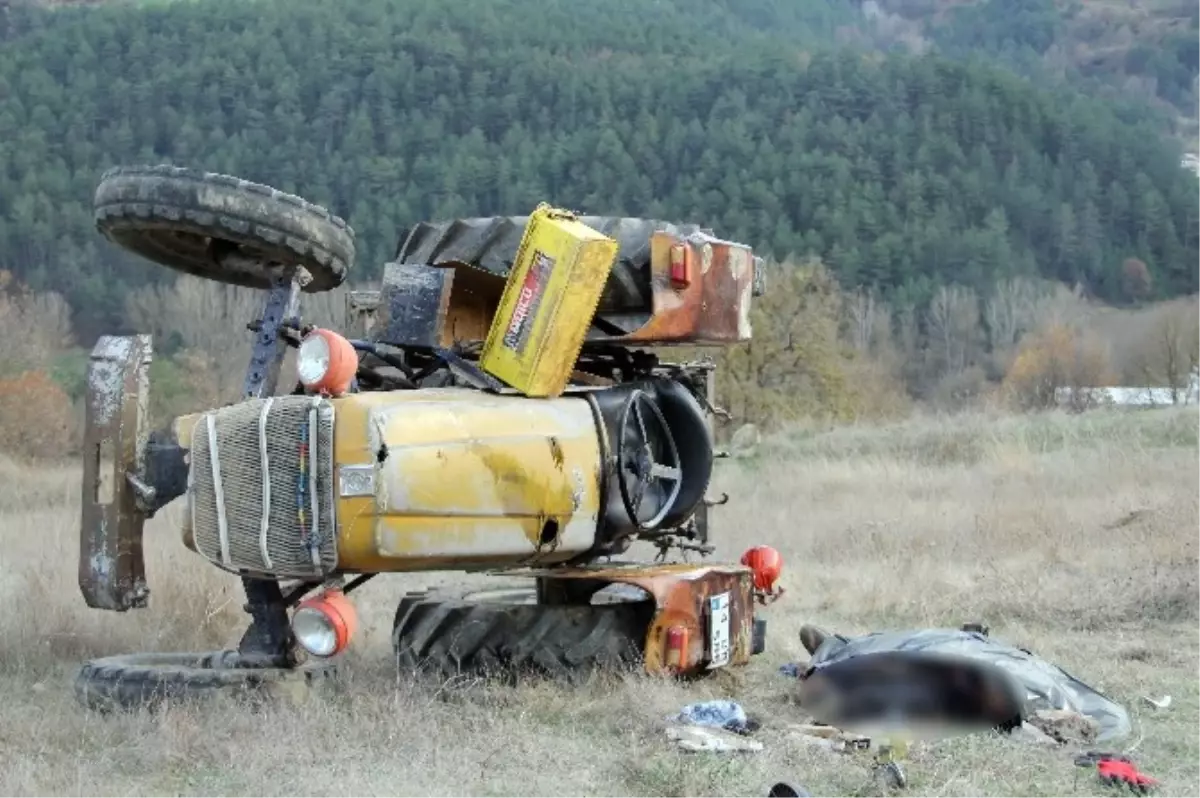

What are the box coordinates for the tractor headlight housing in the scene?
[296,331,332,387]
[292,606,338,657]
[296,328,357,397]
[292,589,358,658]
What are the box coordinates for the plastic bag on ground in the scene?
[673,700,753,733]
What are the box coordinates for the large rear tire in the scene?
[94,164,355,292]
[74,650,340,711]
[392,586,655,683]
[394,216,703,313]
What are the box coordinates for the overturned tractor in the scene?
[76,164,781,709]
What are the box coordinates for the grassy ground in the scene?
[0,406,1196,796]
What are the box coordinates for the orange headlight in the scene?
[292,588,358,657]
[296,328,357,397]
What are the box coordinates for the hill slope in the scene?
[0,0,1196,337]
[847,0,1200,147]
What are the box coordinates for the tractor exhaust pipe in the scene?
[79,334,153,611]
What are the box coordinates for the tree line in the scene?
[0,0,1196,342]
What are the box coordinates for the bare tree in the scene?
[1030,281,1090,331]
[1141,298,1200,403]
[894,303,918,360]
[867,297,894,355]
[844,288,877,353]
[0,277,74,372]
[984,276,1043,352]
[927,284,980,375]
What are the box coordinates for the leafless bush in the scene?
[927,284,981,376]
[1091,295,1200,394]
[983,276,1047,352]
[0,277,74,371]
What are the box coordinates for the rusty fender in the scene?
[601,232,759,346]
[518,562,758,675]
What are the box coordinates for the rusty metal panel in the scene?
[512,562,755,675]
[599,232,756,345]
[79,335,152,611]
[374,261,453,349]
[648,568,755,673]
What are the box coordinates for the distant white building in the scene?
[1183,153,1200,178]
[1055,369,1200,408]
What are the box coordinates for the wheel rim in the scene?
[616,388,684,531]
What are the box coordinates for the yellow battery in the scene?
[480,204,618,397]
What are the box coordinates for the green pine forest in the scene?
[867,0,1200,132]
[0,0,1197,341]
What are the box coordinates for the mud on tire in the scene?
[392,587,656,683]
[74,650,340,711]
[395,216,704,314]
[94,164,355,292]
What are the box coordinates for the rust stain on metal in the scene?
[568,369,615,386]
[605,232,756,345]
[516,563,755,675]
[548,436,565,469]
[477,446,574,547]
[350,391,603,570]
[642,569,754,674]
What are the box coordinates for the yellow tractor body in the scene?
[182,389,605,574]
[75,166,775,706]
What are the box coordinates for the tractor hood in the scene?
[326,388,605,572]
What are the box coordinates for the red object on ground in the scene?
[1096,758,1159,793]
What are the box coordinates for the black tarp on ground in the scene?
[803,627,1131,742]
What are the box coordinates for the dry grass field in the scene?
[0,407,1197,796]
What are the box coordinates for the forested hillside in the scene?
[855,0,1200,143]
[0,0,1196,339]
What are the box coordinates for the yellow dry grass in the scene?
[0,407,1197,796]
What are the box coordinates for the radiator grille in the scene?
[190,396,337,578]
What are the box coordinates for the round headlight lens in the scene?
[292,606,338,657]
[296,332,331,387]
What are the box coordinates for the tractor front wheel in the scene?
[391,586,656,683]
[94,164,355,292]
[74,650,339,711]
